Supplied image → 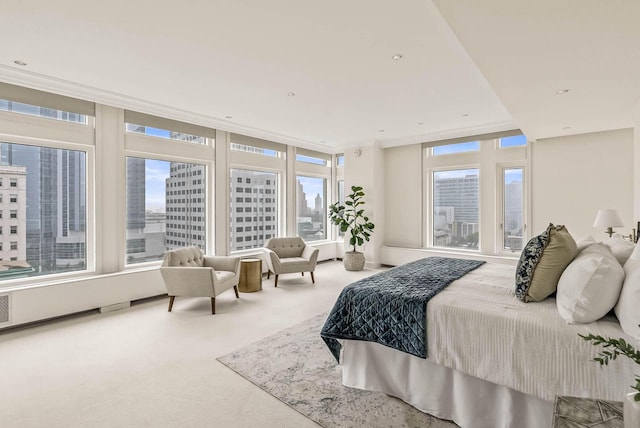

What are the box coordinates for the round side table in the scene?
[238,258,262,292]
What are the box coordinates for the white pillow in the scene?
[604,235,635,266]
[556,243,625,324]
[626,241,640,262]
[615,258,640,342]
[575,235,596,253]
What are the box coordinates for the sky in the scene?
[298,176,325,209]
[144,159,170,211]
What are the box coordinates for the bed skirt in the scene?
[341,340,553,428]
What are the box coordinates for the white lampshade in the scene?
[593,209,624,228]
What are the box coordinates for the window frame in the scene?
[123,116,214,268]
[497,163,527,255]
[0,134,95,286]
[423,134,528,256]
[428,166,481,251]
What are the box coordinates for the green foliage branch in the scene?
[328,185,375,253]
[579,329,640,401]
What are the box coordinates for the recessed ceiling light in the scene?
[417,122,424,125]
[556,89,570,94]
[320,140,326,144]
[13,60,26,66]
[379,129,385,133]
[287,92,296,97]
[462,113,469,117]
[562,126,571,129]
[391,54,403,61]
[225,115,233,119]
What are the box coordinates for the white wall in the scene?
[378,128,635,266]
[634,101,640,221]
[384,144,423,247]
[531,129,634,241]
[344,146,385,266]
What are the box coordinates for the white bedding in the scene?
[425,262,635,401]
[339,262,637,427]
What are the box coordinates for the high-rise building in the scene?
[165,162,206,251]
[230,170,278,251]
[0,142,86,273]
[0,165,28,274]
[433,173,479,246]
[125,157,147,260]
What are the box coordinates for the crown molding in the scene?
[376,120,519,149]
[0,66,335,153]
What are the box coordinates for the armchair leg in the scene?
[233,285,239,298]
[211,298,216,315]
[267,271,271,279]
[310,271,315,284]
[275,274,279,287]
[302,272,304,276]
[168,296,175,312]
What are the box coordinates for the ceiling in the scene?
[0,0,638,152]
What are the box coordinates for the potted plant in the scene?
[580,330,640,427]
[329,185,375,271]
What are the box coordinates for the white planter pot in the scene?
[624,392,640,428]
[343,251,365,271]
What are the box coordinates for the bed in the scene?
[322,259,636,428]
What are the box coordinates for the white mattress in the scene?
[424,262,636,401]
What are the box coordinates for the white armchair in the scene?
[263,237,319,287]
[160,246,241,314]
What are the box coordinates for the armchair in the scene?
[263,237,319,287]
[160,246,241,314]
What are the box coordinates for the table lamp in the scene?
[593,209,624,237]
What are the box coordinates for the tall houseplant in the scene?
[329,185,375,271]
[580,330,640,427]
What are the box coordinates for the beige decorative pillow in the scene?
[527,225,578,302]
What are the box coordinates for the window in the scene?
[230,169,279,251]
[432,141,480,156]
[10,210,17,219]
[337,155,345,167]
[126,158,206,264]
[433,169,479,250]
[296,175,327,241]
[337,180,345,237]
[502,168,525,252]
[229,133,285,159]
[0,142,87,279]
[231,143,281,157]
[296,154,328,166]
[499,135,527,148]
[124,110,214,146]
[0,99,87,124]
[9,178,17,187]
[125,125,206,144]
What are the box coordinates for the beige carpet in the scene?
[218,312,457,428]
[0,261,389,428]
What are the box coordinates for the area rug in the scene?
[217,312,457,428]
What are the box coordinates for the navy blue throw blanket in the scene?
[321,257,485,362]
